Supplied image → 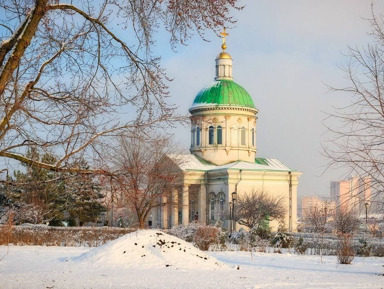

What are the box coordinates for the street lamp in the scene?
[229,201,232,234]
[232,192,237,232]
[365,202,369,234]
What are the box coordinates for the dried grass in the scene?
[0,225,134,247]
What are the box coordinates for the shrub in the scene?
[228,228,247,245]
[216,227,228,249]
[271,232,293,248]
[193,226,220,251]
[168,223,226,251]
[337,234,354,264]
[254,226,271,239]
[371,244,384,257]
[247,227,262,246]
[167,222,203,242]
[0,211,15,245]
[294,236,308,254]
[356,239,371,257]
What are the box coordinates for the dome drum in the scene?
[189,45,258,165]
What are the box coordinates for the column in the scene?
[172,188,179,227]
[182,185,189,225]
[152,207,158,228]
[201,121,205,147]
[162,196,168,229]
[198,184,207,224]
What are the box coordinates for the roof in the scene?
[189,80,256,111]
[167,154,294,173]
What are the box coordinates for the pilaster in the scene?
[172,188,179,227]
[198,184,207,224]
[182,185,189,225]
[162,196,168,229]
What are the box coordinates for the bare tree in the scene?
[332,209,360,234]
[323,8,384,199]
[0,0,241,175]
[110,134,182,229]
[235,191,286,230]
[304,207,328,234]
[337,233,355,265]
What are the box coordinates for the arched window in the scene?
[251,128,255,147]
[209,126,214,145]
[241,126,246,146]
[196,127,200,146]
[217,126,223,145]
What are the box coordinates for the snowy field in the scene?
[0,230,383,289]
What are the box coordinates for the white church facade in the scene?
[153,33,301,232]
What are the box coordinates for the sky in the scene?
[1,1,383,202]
[157,0,384,201]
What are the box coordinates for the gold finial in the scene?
[220,27,229,51]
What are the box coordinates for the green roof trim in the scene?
[195,155,215,166]
[191,80,256,109]
[255,158,269,166]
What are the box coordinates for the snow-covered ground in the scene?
[0,230,383,289]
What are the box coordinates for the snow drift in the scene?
[71,230,228,270]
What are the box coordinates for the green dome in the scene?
[190,80,256,110]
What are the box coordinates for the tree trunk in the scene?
[0,0,48,96]
[139,218,145,229]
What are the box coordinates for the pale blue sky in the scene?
[160,0,384,200]
[2,1,383,201]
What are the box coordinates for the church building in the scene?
[154,31,301,232]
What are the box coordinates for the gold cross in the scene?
[220,27,229,44]
[220,27,229,51]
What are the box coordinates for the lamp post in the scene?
[324,202,328,233]
[231,191,237,233]
[229,201,232,234]
[365,202,369,235]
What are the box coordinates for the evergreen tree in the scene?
[5,148,66,224]
[4,148,105,225]
[64,159,106,226]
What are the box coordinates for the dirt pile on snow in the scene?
[71,230,228,270]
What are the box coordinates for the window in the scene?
[209,126,214,145]
[191,129,195,146]
[217,126,223,145]
[196,127,200,146]
[251,128,255,147]
[241,126,246,146]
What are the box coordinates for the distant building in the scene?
[330,177,371,213]
[302,196,322,219]
[301,195,336,220]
